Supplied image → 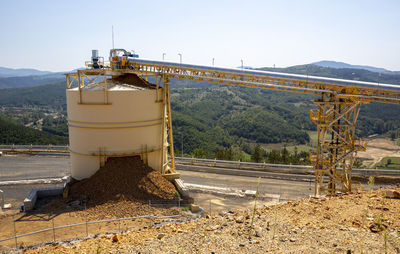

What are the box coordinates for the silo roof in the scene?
[70,73,157,91]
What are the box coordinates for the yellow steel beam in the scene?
[123,61,400,105]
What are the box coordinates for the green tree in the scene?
[215,147,235,160]
[281,147,290,164]
[292,146,300,164]
[192,147,206,158]
[267,149,281,163]
[251,144,264,162]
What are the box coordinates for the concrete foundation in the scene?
[23,187,64,211]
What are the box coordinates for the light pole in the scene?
[162,53,166,61]
[241,59,243,69]
[212,58,215,67]
[178,53,182,64]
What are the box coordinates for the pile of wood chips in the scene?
[66,156,179,219]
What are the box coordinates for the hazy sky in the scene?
[0,0,399,72]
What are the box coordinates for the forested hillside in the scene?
[0,75,64,89]
[0,115,68,145]
[0,81,66,108]
[170,82,315,157]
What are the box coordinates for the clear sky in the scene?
[0,0,399,72]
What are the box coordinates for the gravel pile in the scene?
[69,156,177,202]
[112,74,156,88]
[65,156,179,219]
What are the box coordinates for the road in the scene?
[0,154,395,213]
[0,155,70,181]
[176,164,314,181]
[8,155,399,212]
[0,155,316,211]
[180,169,314,200]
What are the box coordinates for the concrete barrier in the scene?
[173,179,193,203]
[24,187,64,211]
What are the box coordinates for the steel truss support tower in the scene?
[309,94,367,196]
[160,76,177,177]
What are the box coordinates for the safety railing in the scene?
[0,214,186,249]
[0,198,191,249]
[0,145,69,153]
[174,157,400,177]
[0,146,398,177]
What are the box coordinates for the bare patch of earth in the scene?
[357,138,400,168]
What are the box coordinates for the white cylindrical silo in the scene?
[66,78,165,180]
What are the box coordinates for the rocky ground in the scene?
[24,185,400,253]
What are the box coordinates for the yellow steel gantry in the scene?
[69,59,400,195]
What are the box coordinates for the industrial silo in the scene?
[66,73,167,180]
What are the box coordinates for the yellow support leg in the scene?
[310,94,367,195]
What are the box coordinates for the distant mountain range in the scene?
[259,63,400,85]
[311,60,394,73]
[0,67,76,89]
[0,67,57,78]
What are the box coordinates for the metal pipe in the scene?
[0,190,4,209]
[127,58,400,90]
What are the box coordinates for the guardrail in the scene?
[0,146,398,177]
[0,145,69,153]
[174,157,400,177]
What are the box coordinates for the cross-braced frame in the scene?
[310,93,367,195]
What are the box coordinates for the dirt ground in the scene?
[357,138,400,168]
[22,185,400,253]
